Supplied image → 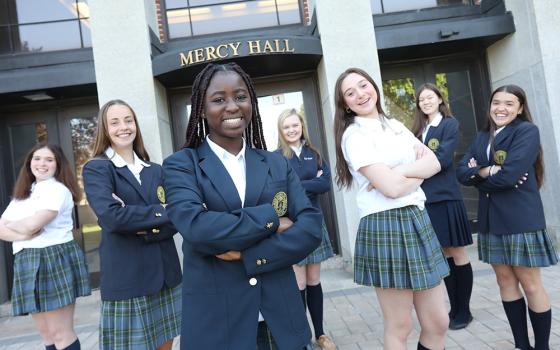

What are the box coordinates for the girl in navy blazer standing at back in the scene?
[411,84,473,330]
[82,100,182,350]
[163,62,321,350]
[276,108,336,350]
[457,85,558,350]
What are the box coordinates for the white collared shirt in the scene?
[487,126,506,160]
[421,113,443,143]
[341,116,426,218]
[3,178,74,254]
[105,147,150,184]
[206,137,264,320]
[289,141,304,157]
[206,137,247,207]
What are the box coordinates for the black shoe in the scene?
[449,314,473,330]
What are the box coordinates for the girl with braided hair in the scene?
[163,62,322,350]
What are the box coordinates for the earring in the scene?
[345,107,351,114]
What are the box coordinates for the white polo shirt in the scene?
[341,116,426,219]
[105,147,150,184]
[2,178,75,254]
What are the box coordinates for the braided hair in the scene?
[183,62,267,150]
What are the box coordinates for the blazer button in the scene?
[470,175,476,179]
[249,278,257,286]
[256,259,262,266]
[155,212,162,217]
[486,193,489,198]
[266,222,273,229]
[262,258,267,264]
[152,228,160,234]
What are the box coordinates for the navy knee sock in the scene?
[417,342,430,350]
[306,283,325,338]
[443,257,457,319]
[45,345,56,350]
[300,288,307,312]
[502,298,531,349]
[529,308,551,350]
[62,338,80,350]
[454,262,473,321]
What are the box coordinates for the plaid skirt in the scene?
[478,230,559,267]
[11,240,91,316]
[354,205,449,291]
[297,220,335,266]
[100,284,182,350]
[426,200,473,247]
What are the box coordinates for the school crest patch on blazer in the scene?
[272,191,288,217]
[494,150,508,165]
[157,186,166,204]
[427,138,440,151]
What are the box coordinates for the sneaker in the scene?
[316,335,336,350]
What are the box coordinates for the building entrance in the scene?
[0,104,101,299]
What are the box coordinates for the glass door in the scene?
[381,54,490,228]
[169,75,340,253]
[1,104,101,294]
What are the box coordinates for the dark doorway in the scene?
[381,53,491,229]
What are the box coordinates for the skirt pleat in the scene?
[426,200,473,247]
[478,230,559,267]
[297,220,335,266]
[354,206,449,291]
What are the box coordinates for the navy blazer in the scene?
[421,116,464,203]
[456,119,546,235]
[162,141,322,350]
[277,146,331,209]
[82,158,182,301]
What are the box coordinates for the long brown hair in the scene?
[12,143,81,202]
[485,84,544,188]
[91,99,150,161]
[184,62,267,150]
[334,68,386,188]
[411,83,452,139]
[276,108,322,167]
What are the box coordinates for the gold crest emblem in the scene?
[427,138,440,151]
[494,150,508,165]
[272,191,288,217]
[157,186,166,204]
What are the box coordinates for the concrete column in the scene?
[315,0,381,269]
[487,0,560,243]
[89,0,173,163]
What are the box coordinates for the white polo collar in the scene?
[105,147,150,168]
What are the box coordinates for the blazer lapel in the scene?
[139,166,157,204]
[115,166,150,204]
[243,148,268,208]
[198,141,243,211]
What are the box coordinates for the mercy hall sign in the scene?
[179,39,295,67]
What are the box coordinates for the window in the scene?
[165,0,302,39]
[371,0,475,14]
[0,0,91,54]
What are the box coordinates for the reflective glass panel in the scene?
[0,0,9,25]
[192,1,278,36]
[383,0,437,13]
[189,0,240,6]
[0,26,11,53]
[80,18,91,47]
[277,0,301,25]
[76,0,90,19]
[382,77,416,129]
[17,21,81,52]
[370,0,383,14]
[257,91,305,150]
[167,9,192,39]
[9,122,47,175]
[165,0,187,9]
[15,0,79,24]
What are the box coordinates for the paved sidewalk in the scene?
[1,244,559,349]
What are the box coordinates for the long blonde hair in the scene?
[276,108,322,166]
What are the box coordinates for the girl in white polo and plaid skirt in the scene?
[0,143,91,350]
[276,108,336,350]
[457,85,558,350]
[333,68,450,350]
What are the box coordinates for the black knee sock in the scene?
[502,298,531,349]
[306,284,325,338]
[300,288,307,312]
[62,338,80,350]
[443,257,457,319]
[454,262,473,321]
[529,308,551,350]
[45,345,56,350]
[417,342,430,350]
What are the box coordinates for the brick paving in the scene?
[1,243,559,349]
